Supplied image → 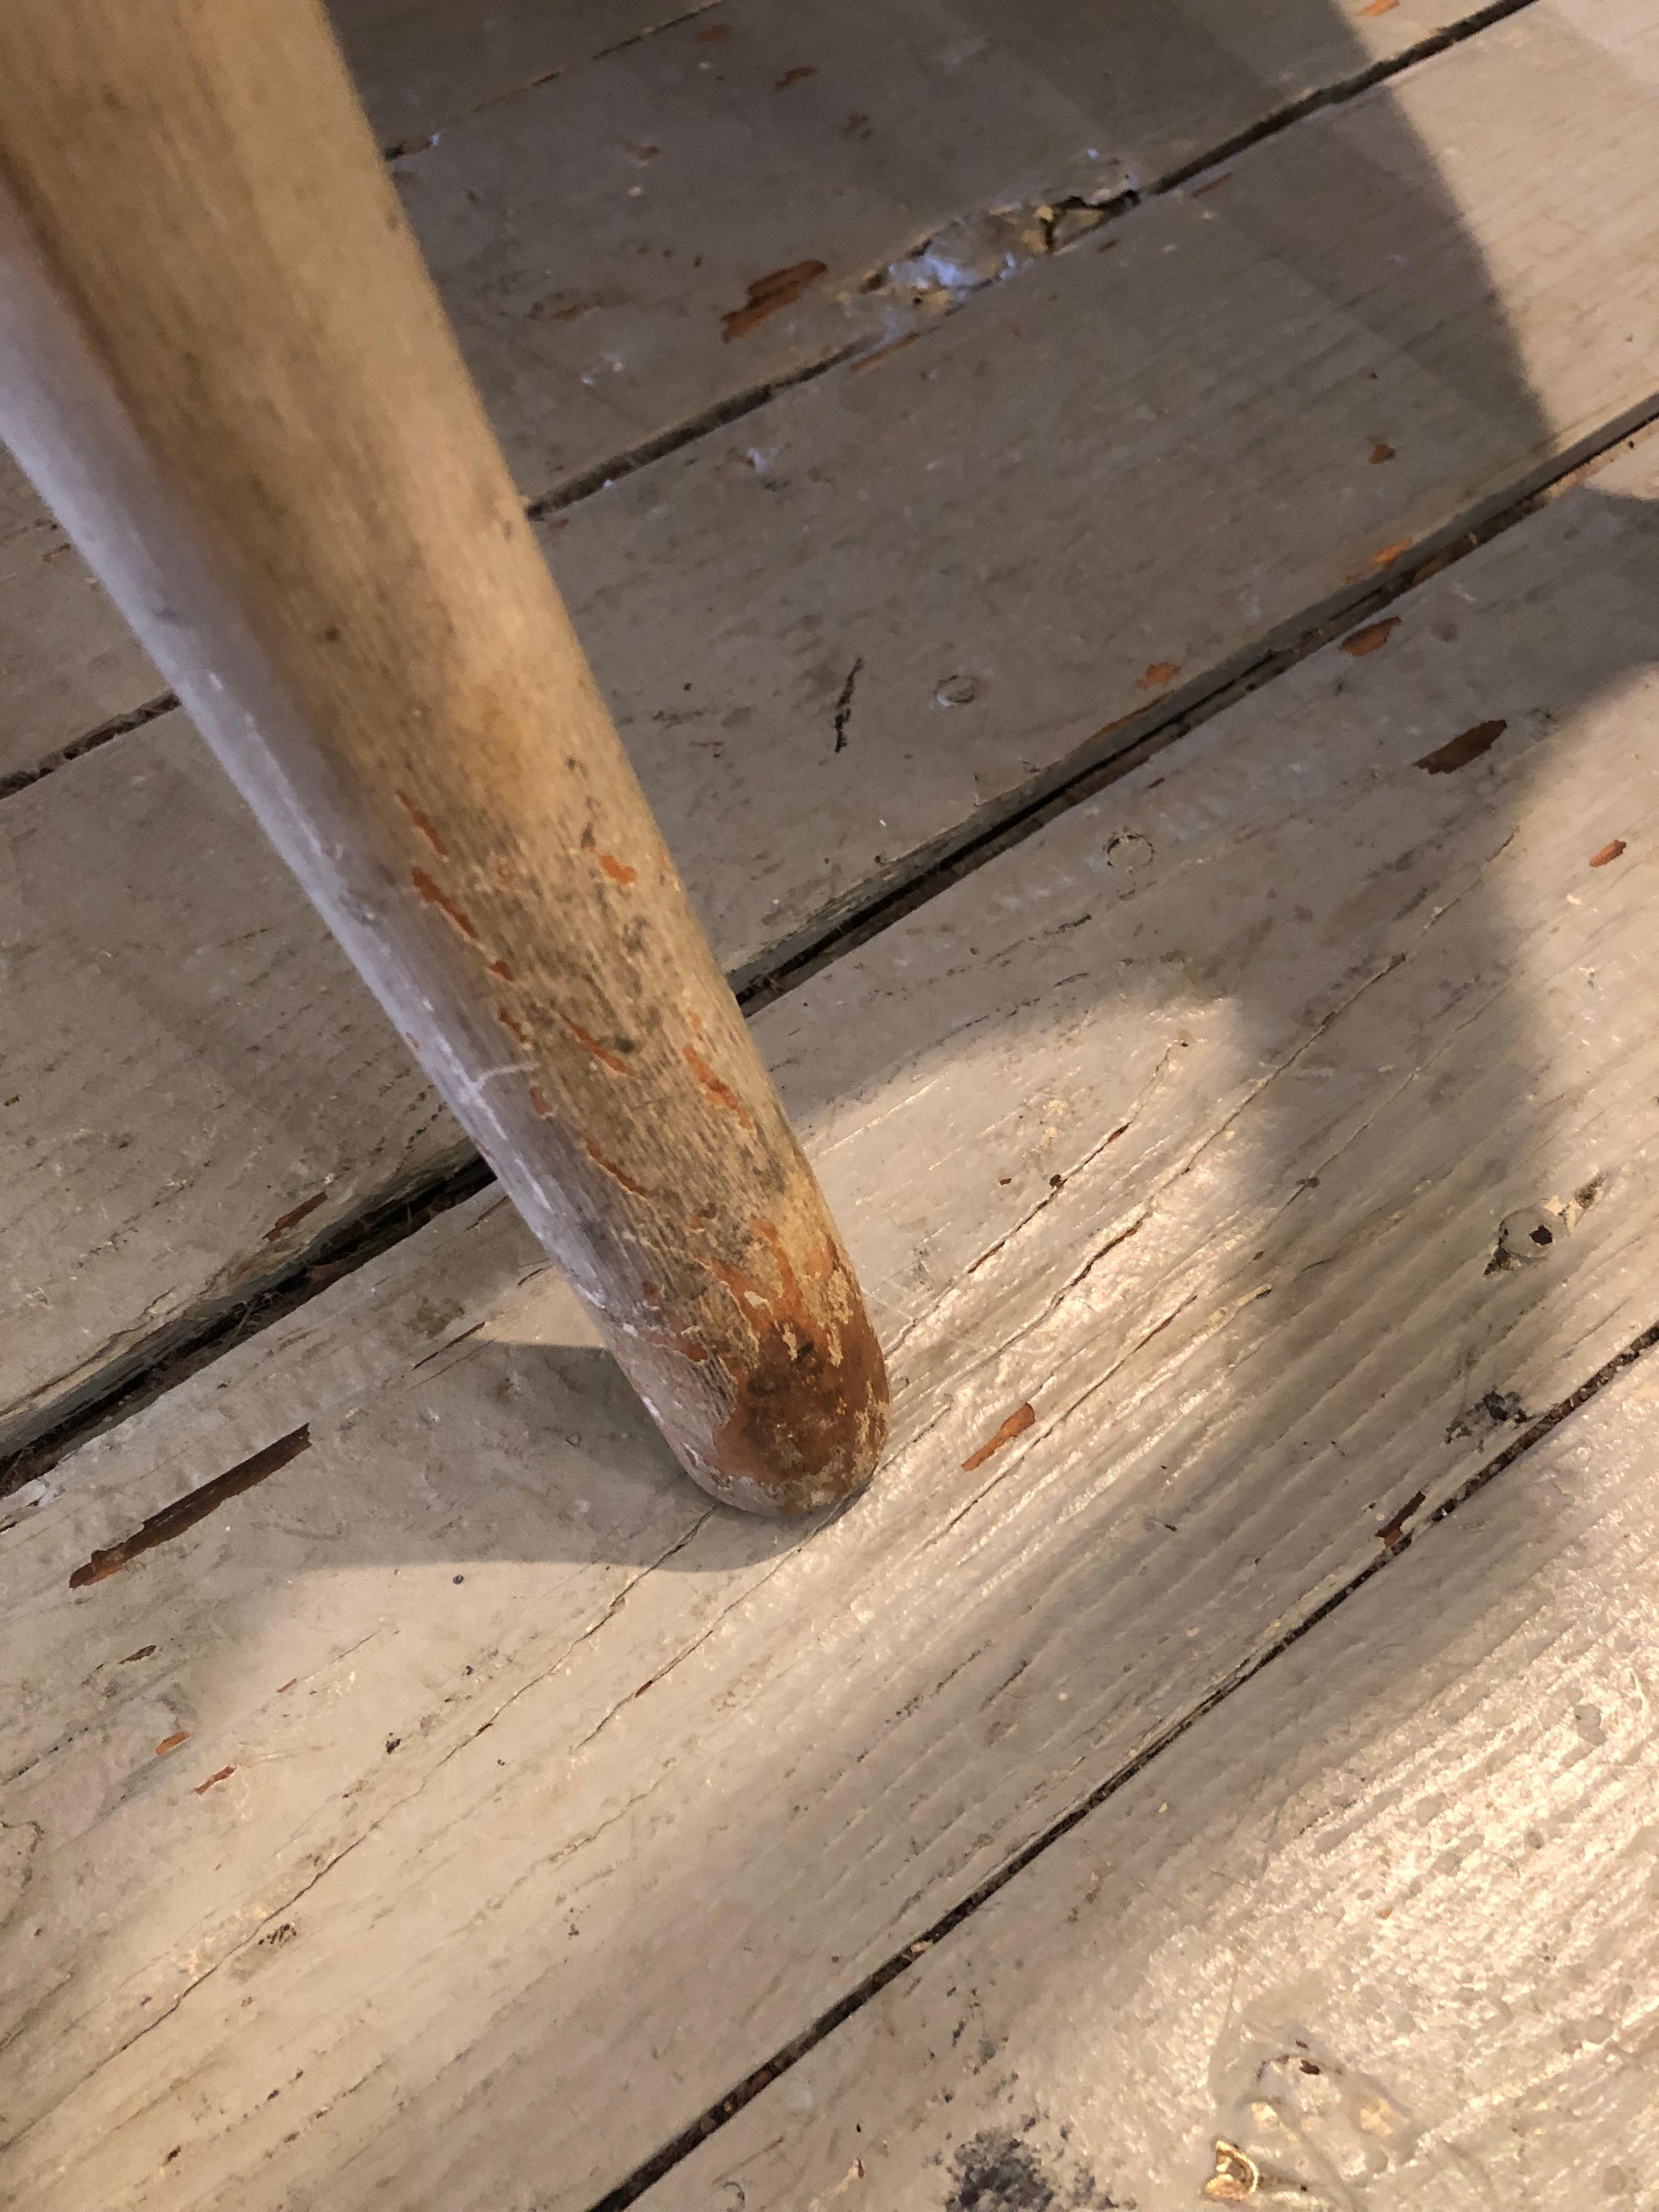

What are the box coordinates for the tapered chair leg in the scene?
[0,0,888,1514]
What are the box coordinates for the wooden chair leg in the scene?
[0,0,888,1514]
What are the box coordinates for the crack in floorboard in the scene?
[581,1300,1659,2212]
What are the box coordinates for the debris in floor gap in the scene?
[1590,839,1627,867]
[1446,1389,1530,1442]
[962,1402,1036,1472]
[1340,617,1401,657]
[721,259,828,341]
[1376,1489,1426,1551]
[1414,718,1507,774]
[67,1426,312,1588]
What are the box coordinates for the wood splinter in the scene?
[0,0,888,1514]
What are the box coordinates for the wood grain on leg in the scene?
[0,0,886,1512]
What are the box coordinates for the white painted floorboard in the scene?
[5,426,1659,2208]
[7,1,1659,1456]
[0,0,1519,786]
[650,1319,1659,2212]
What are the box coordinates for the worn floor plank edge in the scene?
[10,403,1656,1505]
[586,1302,1659,2212]
[0,1156,495,1505]
[0,686,177,802]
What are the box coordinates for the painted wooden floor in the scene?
[4,3,1659,2208]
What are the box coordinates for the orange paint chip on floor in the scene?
[1136,661,1181,692]
[962,1402,1036,1472]
[1340,617,1401,658]
[194,1764,236,1795]
[1358,0,1400,16]
[154,1731,189,1756]
[1590,839,1627,868]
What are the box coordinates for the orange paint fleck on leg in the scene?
[684,1043,755,1128]
[585,1138,650,1197]
[410,865,480,941]
[394,790,450,857]
[559,1008,630,1074]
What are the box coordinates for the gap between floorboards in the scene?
[584,1300,1659,2211]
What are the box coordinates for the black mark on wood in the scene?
[833,657,864,753]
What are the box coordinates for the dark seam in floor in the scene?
[527,0,1545,526]
[377,0,725,156]
[582,1302,1659,2211]
[0,1157,494,1504]
[0,688,177,800]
